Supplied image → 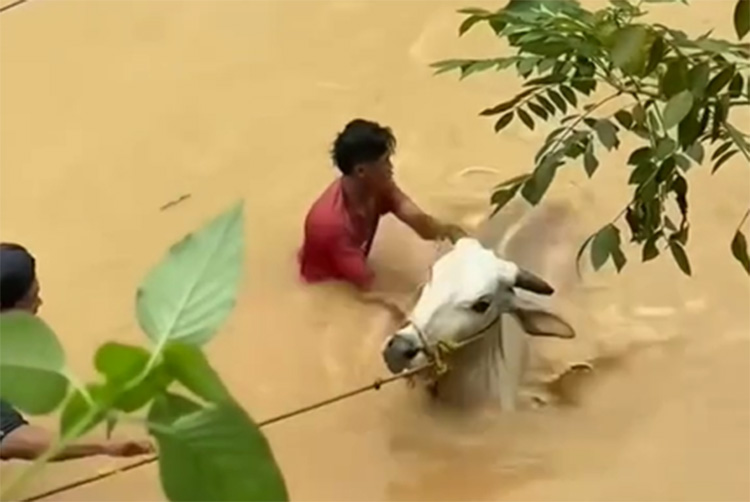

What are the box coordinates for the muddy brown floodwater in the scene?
[1,0,748,500]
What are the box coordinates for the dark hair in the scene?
[331,119,396,175]
[0,242,36,311]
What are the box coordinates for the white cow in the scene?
[381,235,577,410]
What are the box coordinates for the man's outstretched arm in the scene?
[389,185,466,243]
[1,424,154,461]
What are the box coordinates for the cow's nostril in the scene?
[405,348,419,359]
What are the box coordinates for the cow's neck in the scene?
[429,322,518,409]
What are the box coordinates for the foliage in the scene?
[0,201,289,502]
[433,0,750,276]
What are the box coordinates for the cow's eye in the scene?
[470,299,491,313]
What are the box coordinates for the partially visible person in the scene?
[0,242,154,461]
[298,119,466,293]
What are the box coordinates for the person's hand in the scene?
[439,223,468,243]
[104,439,155,457]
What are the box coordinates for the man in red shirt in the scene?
[299,119,466,292]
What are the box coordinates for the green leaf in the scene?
[734,0,750,40]
[728,73,744,97]
[547,90,567,113]
[644,35,665,76]
[662,59,688,98]
[571,78,596,95]
[494,111,515,132]
[0,313,68,415]
[94,342,150,385]
[136,201,245,347]
[480,99,517,116]
[731,229,750,274]
[149,392,203,423]
[495,172,532,189]
[527,102,549,120]
[668,240,692,275]
[611,246,627,273]
[115,362,173,413]
[685,143,704,164]
[671,175,688,216]
[662,90,694,130]
[456,8,492,15]
[642,234,660,262]
[711,97,729,141]
[591,224,620,270]
[712,141,734,161]
[93,341,168,412]
[614,110,634,129]
[594,119,619,150]
[610,25,652,75]
[461,60,496,79]
[560,86,577,107]
[430,59,472,76]
[521,155,561,205]
[149,397,288,502]
[706,65,736,96]
[675,154,691,171]
[537,95,556,114]
[655,137,677,159]
[517,108,535,130]
[537,57,558,74]
[628,146,653,165]
[583,143,599,177]
[629,162,655,185]
[677,104,701,149]
[60,384,113,438]
[163,343,231,404]
[517,57,540,77]
[712,149,739,173]
[459,15,485,36]
[687,62,710,98]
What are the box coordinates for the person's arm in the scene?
[388,184,466,242]
[0,424,154,461]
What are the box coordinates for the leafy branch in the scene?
[433,0,750,276]
[0,202,289,502]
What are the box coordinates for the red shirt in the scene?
[299,178,398,289]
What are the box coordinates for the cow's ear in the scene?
[508,297,575,339]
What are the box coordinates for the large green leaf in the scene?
[136,201,245,347]
[163,343,231,403]
[149,395,288,502]
[0,313,68,415]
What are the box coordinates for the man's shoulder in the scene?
[304,178,347,239]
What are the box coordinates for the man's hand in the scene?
[438,222,467,243]
[103,439,155,457]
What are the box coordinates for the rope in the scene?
[0,0,30,15]
[20,320,499,502]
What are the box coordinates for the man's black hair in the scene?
[331,119,396,175]
[0,243,36,311]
